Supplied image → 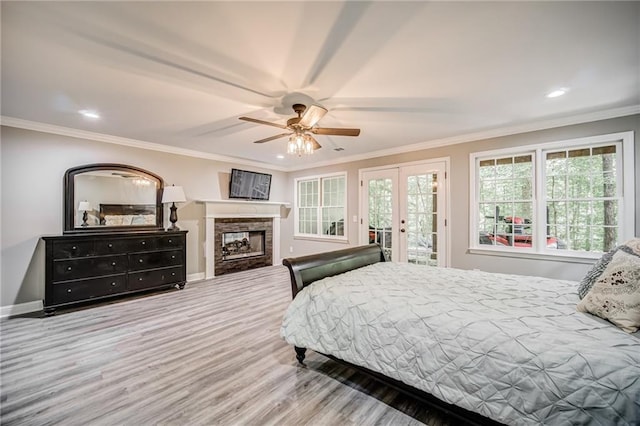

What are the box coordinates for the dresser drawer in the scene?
[128,250,183,271]
[52,275,126,305]
[52,241,95,258]
[53,255,128,281]
[128,266,184,291]
[158,235,184,249]
[127,237,159,252]
[93,239,129,255]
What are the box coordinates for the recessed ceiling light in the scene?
[546,88,568,98]
[276,154,285,159]
[79,109,100,119]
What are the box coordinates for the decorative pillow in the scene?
[577,250,640,333]
[578,238,640,299]
[103,215,123,226]
[143,214,156,224]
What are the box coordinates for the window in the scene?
[295,173,346,239]
[470,132,635,257]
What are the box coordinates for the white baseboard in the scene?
[187,272,206,282]
[1,300,43,319]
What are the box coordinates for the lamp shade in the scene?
[162,185,186,203]
[78,201,91,211]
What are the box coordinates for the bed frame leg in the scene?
[294,346,306,364]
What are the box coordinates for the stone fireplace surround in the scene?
[200,200,286,279]
[214,217,272,276]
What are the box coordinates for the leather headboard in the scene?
[282,244,386,299]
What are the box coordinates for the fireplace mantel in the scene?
[199,200,288,278]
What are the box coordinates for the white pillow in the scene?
[577,249,640,333]
[103,215,123,226]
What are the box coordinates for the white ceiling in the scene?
[2,1,639,171]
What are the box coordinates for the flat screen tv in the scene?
[229,168,272,201]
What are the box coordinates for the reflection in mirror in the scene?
[64,164,164,233]
[74,172,158,228]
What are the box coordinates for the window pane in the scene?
[545,144,619,253]
[297,175,344,238]
[546,175,566,199]
[476,154,533,249]
[479,159,495,179]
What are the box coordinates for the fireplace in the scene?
[201,199,285,279]
[214,217,273,276]
[222,230,265,260]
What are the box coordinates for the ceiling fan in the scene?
[239,104,360,155]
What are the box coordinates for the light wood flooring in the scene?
[1,266,454,425]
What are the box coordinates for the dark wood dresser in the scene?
[42,230,187,314]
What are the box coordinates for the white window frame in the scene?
[294,171,348,241]
[469,131,635,262]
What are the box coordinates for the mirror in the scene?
[64,164,164,233]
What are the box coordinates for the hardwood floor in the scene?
[1,266,453,425]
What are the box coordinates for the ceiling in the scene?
[2,1,639,171]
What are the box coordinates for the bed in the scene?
[280,244,640,425]
[99,203,157,226]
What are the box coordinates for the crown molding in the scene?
[3,104,638,173]
[0,116,289,172]
[284,104,640,171]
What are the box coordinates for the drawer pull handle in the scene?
[67,266,72,271]
[168,239,172,243]
[67,289,72,293]
[141,241,146,245]
[112,262,117,266]
[139,277,143,281]
[172,272,176,276]
[72,246,77,250]
[171,255,175,259]
[108,244,113,248]
[139,259,144,263]
[111,282,116,286]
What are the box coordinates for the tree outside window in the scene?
[471,132,633,256]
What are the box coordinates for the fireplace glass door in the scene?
[222,231,266,260]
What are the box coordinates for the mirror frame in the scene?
[64,163,164,234]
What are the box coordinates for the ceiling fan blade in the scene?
[253,133,292,144]
[307,135,322,150]
[299,105,328,128]
[239,116,288,130]
[311,127,361,137]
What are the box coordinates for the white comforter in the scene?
[280,262,640,425]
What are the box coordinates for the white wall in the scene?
[0,126,288,308]
[281,115,640,281]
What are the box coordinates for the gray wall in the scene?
[0,126,287,307]
[281,114,640,280]
[1,115,638,309]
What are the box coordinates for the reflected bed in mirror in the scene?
[64,164,164,233]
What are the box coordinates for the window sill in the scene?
[467,247,601,264]
[294,235,349,243]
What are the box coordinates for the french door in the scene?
[360,160,448,266]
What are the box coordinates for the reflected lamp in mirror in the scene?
[78,200,91,227]
[161,185,186,231]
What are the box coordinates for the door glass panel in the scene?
[368,178,393,260]
[406,172,438,266]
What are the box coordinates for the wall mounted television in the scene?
[229,168,272,201]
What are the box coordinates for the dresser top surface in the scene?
[42,230,188,241]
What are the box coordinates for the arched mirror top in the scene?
[64,163,164,234]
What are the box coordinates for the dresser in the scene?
[43,230,187,314]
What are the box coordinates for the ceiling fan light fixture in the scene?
[287,133,314,156]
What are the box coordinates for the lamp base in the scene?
[167,202,180,231]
